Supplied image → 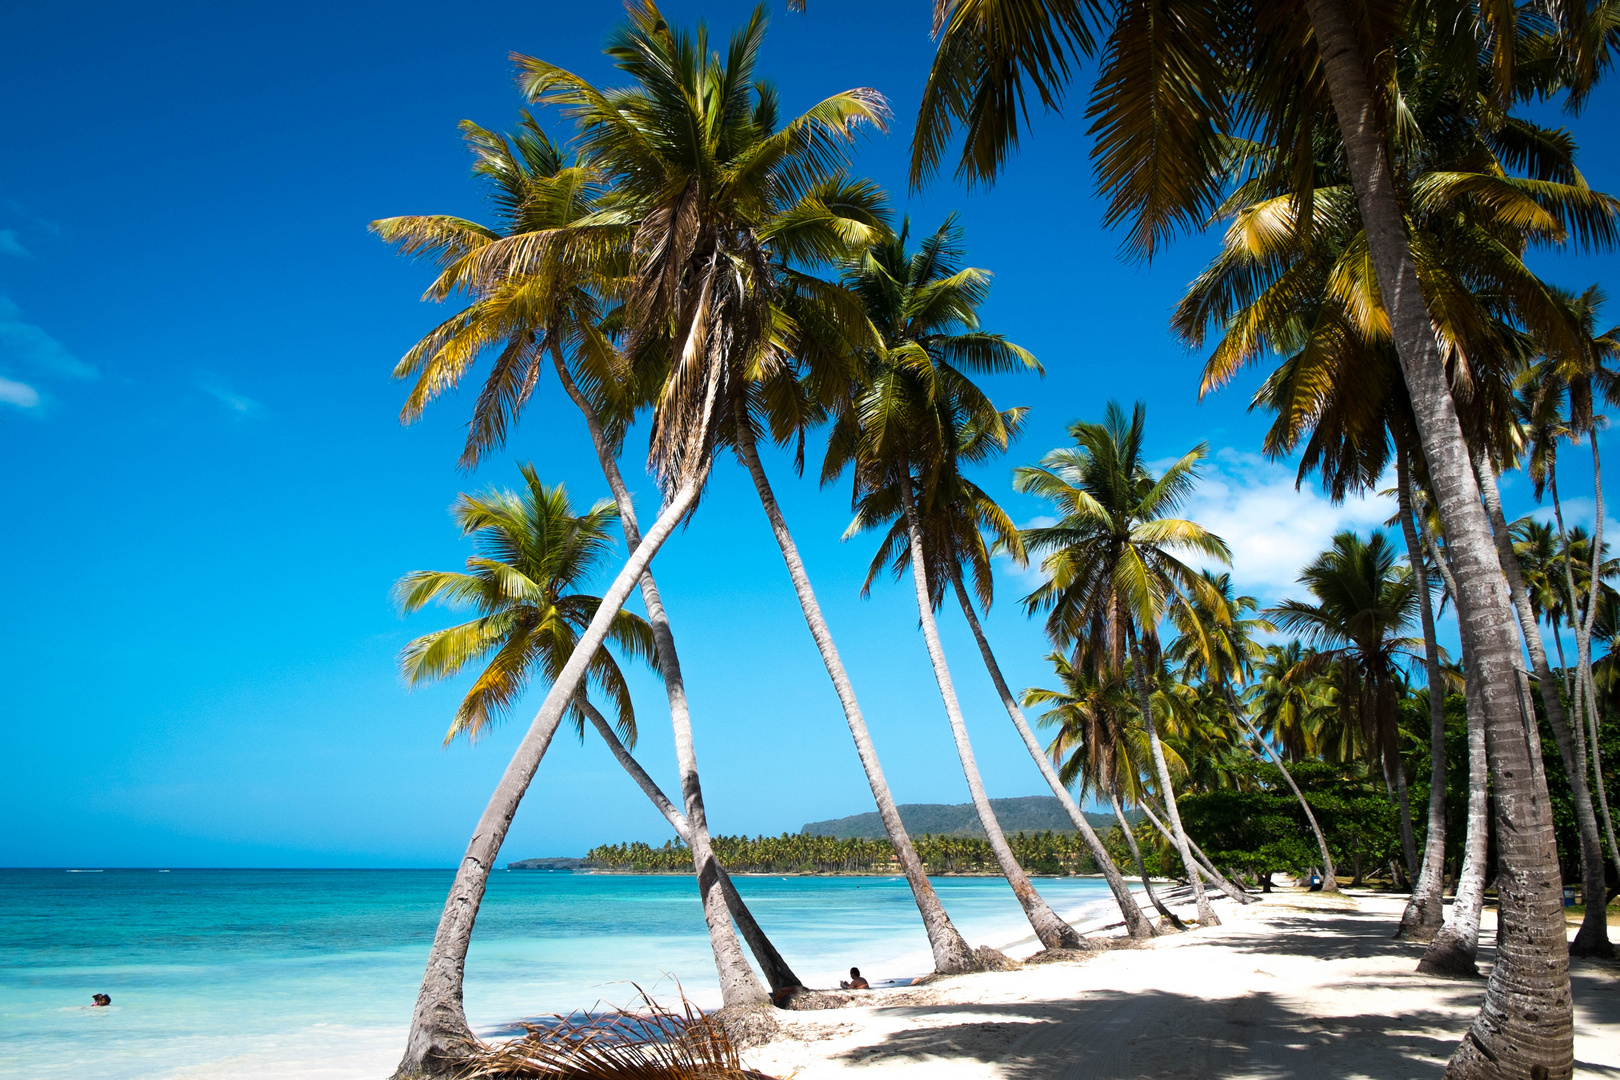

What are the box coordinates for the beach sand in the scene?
[745,889,1620,1079]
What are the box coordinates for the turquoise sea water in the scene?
[0,868,1118,1079]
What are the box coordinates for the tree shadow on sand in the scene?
[830,901,1620,1079]
[835,988,1479,1079]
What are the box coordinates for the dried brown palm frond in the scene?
[455,992,776,1080]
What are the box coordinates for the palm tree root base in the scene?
[1415,932,1481,979]
[1394,924,1440,944]
[712,1002,780,1049]
[1569,924,1617,959]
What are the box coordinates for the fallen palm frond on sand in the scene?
[454,992,777,1080]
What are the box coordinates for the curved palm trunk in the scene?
[1303,0,1573,1069]
[578,699,800,990]
[948,571,1156,937]
[1388,730,1421,887]
[1475,456,1612,956]
[1228,697,1337,892]
[1110,789,1183,928]
[1396,451,1446,938]
[898,470,1082,950]
[1128,637,1217,925]
[393,467,709,1080]
[733,421,977,974]
[1419,638,1490,977]
[1136,791,1257,903]
[554,353,767,999]
[1581,437,1620,873]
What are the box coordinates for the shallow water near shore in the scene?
[0,868,1118,1080]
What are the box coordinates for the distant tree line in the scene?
[585,830,1105,876]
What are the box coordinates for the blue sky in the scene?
[2,0,1616,868]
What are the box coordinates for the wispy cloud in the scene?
[1179,449,1396,600]
[0,229,26,257]
[0,296,94,411]
[199,375,263,417]
[0,375,40,408]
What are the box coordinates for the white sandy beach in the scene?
[746,890,1620,1079]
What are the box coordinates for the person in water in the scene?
[91,994,111,1007]
[839,967,870,990]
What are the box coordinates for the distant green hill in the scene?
[802,796,1120,839]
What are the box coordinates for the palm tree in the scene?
[831,218,1087,950]
[1523,286,1620,876]
[1168,572,1340,893]
[509,2,985,980]
[373,114,805,1025]
[912,4,1583,1066]
[1025,651,1184,927]
[394,469,656,747]
[383,5,894,1070]
[1265,531,1426,883]
[1015,401,1232,924]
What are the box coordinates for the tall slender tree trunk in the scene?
[1475,456,1612,956]
[733,419,977,974]
[948,571,1156,937]
[1302,0,1573,1070]
[393,468,709,1080]
[553,353,769,1000]
[1396,448,1446,938]
[1582,661,1620,874]
[1389,723,1421,885]
[1110,789,1184,927]
[1580,436,1619,873]
[1134,793,1257,906]
[1135,793,1256,903]
[1420,635,1490,977]
[1128,636,1217,924]
[1229,698,1337,891]
[897,468,1082,950]
[577,699,801,992]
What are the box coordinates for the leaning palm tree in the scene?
[913,3,1583,1066]
[1168,572,1340,893]
[373,113,804,1021]
[394,469,655,749]
[507,1,984,982]
[385,6,897,1072]
[1015,401,1232,925]
[830,217,1086,951]
[1025,650,1184,927]
[1265,532,1427,882]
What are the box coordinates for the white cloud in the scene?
[0,229,27,257]
[1526,497,1620,550]
[200,377,262,417]
[1180,448,1396,599]
[0,296,94,379]
[0,375,39,408]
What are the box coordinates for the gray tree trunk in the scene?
[1475,455,1612,956]
[898,469,1082,950]
[733,419,978,974]
[577,699,801,991]
[553,353,770,998]
[1395,451,1446,939]
[948,571,1157,937]
[392,469,708,1080]
[1580,437,1619,872]
[1419,629,1490,978]
[1128,637,1217,924]
[1135,791,1257,903]
[1302,0,1574,1069]
[1228,697,1337,891]
[1110,789,1184,927]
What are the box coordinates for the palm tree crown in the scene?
[394,466,656,744]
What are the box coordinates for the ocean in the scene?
[0,868,1120,1079]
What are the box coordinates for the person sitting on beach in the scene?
[839,967,870,990]
[91,994,111,1007]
